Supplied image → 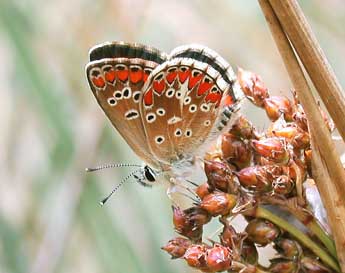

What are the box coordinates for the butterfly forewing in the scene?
[86,42,168,168]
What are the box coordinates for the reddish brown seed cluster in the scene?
[162,69,334,272]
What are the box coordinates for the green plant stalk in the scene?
[307,219,337,259]
[255,206,340,272]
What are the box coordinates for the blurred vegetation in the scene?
[0,1,344,273]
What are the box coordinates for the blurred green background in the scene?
[0,1,344,273]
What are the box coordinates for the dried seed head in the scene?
[237,68,269,107]
[300,257,332,273]
[274,238,301,259]
[184,244,209,270]
[264,96,294,122]
[245,219,280,246]
[206,244,232,272]
[221,133,252,169]
[200,192,237,216]
[204,160,237,193]
[269,259,298,273]
[251,137,289,164]
[293,107,309,131]
[162,237,192,259]
[230,115,258,140]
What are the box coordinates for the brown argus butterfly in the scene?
[86,41,243,204]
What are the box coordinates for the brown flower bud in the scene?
[184,207,211,227]
[184,244,209,270]
[237,68,269,107]
[195,183,212,199]
[300,257,332,273]
[293,106,308,131]
[264,96,294,121]
[245,219,280,246]
[251,137,289,164]
[230,115,258,139]
[274,238,301,259]
[269,259,297,273]
[272,175,294,195]
[221,133,252,169]
[162,237,191,259]
[206,244,232,272]
[204,160,237,193]
[201,192,237,216]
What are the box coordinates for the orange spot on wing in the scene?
[144,88,154,106]
[105,70,116,83]
[188,74,203,90]
[92,76,105,88]
[130,70,143,84]
[143,71,150,82]
[153,79,166,94]
[166,71,177,84]
[178,69,191,84]
[205,92,222,105]
[117,69,128,82]
[223,95,234,106]
[197,82,213,96]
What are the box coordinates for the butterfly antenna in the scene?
[85,163,142,172]
[99,169,141,206]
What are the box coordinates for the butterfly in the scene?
[86,41,243,204]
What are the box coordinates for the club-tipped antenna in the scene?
[85,163,142,172]
[99,169,141,206]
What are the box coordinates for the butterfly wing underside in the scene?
[139,45,242,165]
[86,42,167,168]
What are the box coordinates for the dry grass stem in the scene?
[269,0,345,142]
[259,0,345,270]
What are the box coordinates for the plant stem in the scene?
[258,0,345,269]
[255,206,340,272]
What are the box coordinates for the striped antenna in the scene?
[85,163,142,172]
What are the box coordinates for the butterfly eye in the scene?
[122,87,132,99]
[144,166,156,182]
[107,97,117,106]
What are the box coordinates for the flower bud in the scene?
[272,175,294,195]
[293,107,308,131]
[206,244,232,272]
[230,115,258,139]
[162,237,191,259]
[237,68,269,107]
[195,183,212,199]
[221,133,252,169]
[184,244,209,270]
[245,219,280,246]
[274,238,301,259]
[269,259,297,273]
[184,207,211,227]
[204,160,237,193]
[300,257,331,273]
[251,137,289,164]
[264,96,294,121]
[201,192,237,216]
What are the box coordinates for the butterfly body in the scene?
[86,41,243,189]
